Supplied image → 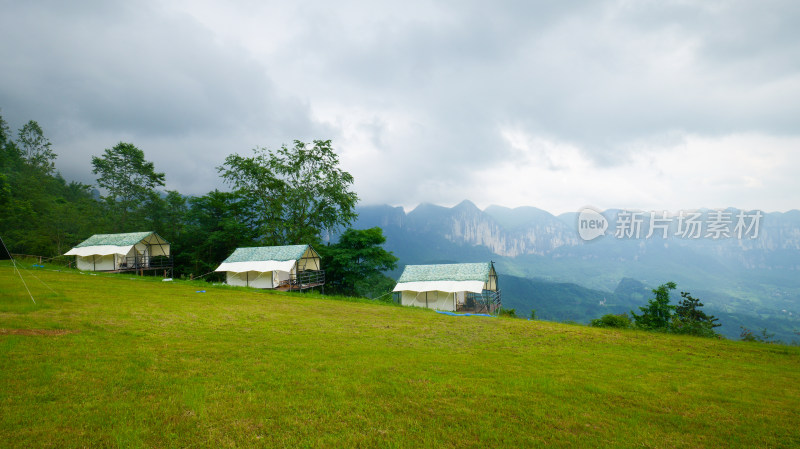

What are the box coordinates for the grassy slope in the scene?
[1,263,799,448]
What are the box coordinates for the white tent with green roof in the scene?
[64,232,170,271]
[215,244,322,289]
[393,262,500,312]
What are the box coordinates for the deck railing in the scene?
[458,289,502,314]
[279,270,325,291]
[120,255,173,271]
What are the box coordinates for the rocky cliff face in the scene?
[356,200,580,257]
[439,201,580,257]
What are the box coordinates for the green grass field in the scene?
[2,262,800,448]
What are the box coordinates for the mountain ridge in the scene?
[353,202,800,341]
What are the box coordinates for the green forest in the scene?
[0,110,397,297]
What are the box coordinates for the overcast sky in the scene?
[1,0,798,214]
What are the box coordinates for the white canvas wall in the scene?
[226,271,274,289]
[486,266,498,291]
[297,247,321,271]
[400,290,461,312]
[452,291,467,309]
[134,243,149,267]
[73,247,140,271]
[274,269,292,286]
[115,253,127,269]
[76,255,116,271]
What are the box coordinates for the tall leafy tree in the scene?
[0,110,107,256]
[631,282,676,331]
[218,140,358,245]
[671,291,720,337]
[0,112,13,206]
[319,227,398,297]
[17,120,56,174]
[163,190,188,243]
[141,190,188,242]
[0,172,9,207]
[92,142,165,231]
[39,177,108,255]
[1,112,35,251]
[145,190,191,274]
[0,112,23,179]
[178,190,257,277]
[0,110,12,153]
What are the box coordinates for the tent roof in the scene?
[65,232,170,257]
[397,263,492,283]
[221,245,311,263]
[74,232,166,247]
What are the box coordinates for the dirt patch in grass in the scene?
[0,328,79,336]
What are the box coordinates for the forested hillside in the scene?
[0,110,395,297]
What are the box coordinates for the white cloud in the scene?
[476,130,800,214]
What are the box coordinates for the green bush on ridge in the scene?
[590,313,632,329]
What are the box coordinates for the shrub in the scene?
[498,308,517,318]
[590,313,632,329]
[741,327,781,344]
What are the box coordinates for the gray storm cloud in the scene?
[1,0,798,210]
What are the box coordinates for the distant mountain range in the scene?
[353,201,800,341]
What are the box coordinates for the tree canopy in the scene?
[92,142,165,231]
[621,282,720,338]
[672,291,721,337]
[319,227,398,297]
[17,120,56,174]
[180,190,258,277]
[218,140,358,245]
[631,282,676,331]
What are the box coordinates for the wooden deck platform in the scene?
[275,281,325,292]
